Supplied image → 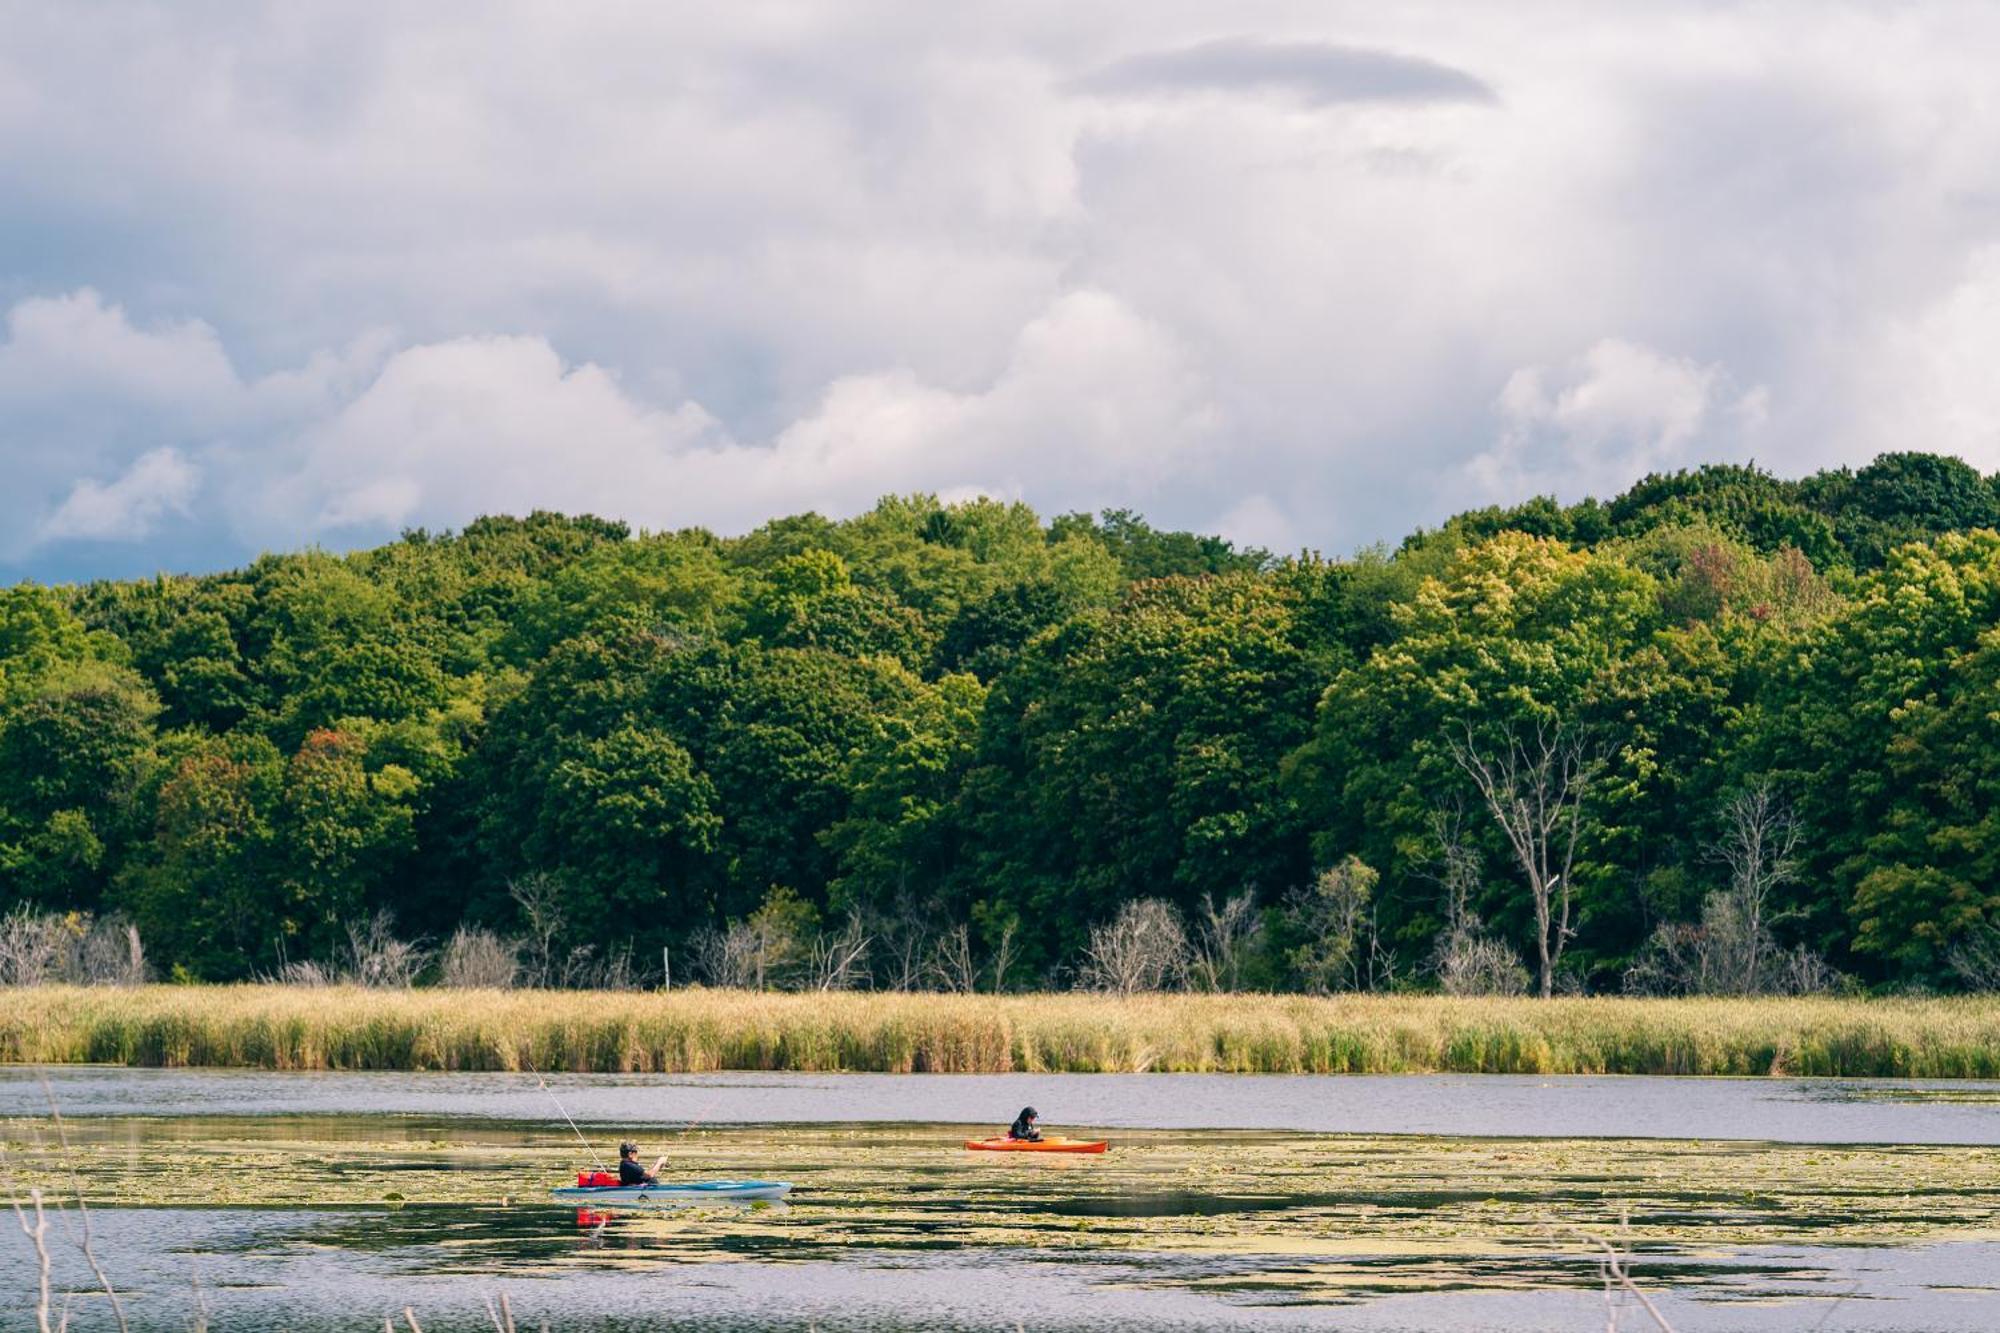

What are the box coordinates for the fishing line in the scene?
[521,1047,608,1174]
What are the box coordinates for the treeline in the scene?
[7,453,2000,993]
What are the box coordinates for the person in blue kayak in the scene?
[618,1141,668,1185]
[1007,1107,1043,1142]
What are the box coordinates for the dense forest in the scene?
[8,451,2000,995]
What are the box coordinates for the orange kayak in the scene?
[963,1136,1108,1154]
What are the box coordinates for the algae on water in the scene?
[7,1117,1999,1254]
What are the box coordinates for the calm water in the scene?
[22,1210,2000,1332]
[6,1066,2000,1142]
[6,1069,2000,1330]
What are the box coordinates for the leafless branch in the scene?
[10,1187,53,1333]
[1450,720,1603,998]
[40,1076,126,1333]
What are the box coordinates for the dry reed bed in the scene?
[2,986,1998,1076]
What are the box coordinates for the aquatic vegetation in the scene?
[4,986,2000,1077]
[7,1118,2000,1256]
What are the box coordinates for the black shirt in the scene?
[619,1158,655,1186]
[1008,1116,1042,1142]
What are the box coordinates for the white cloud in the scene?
[38,448,200,542]
[5,5,2000,575]
[1855,245,2000,470]
[1214,494,1298,553]
[0,290,239,414]
[1467,339,1762,503]
[235,288,1214,544]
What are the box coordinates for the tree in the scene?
[1742,532,2000,982]
[276,728,420,960]
[823,672,985,919]
[0,664,160,912]
[960,570,1343,972]
[1712,780,1801,991]
[1422,804,1530,996]
[1800,451,2000,567]
[1449,722,1603,998]
[743,550,931,670]
[1080,899,1191,995]
[1295,533,1657,982]
[1190,890,1261,993]
[116,735,285,979]
[1284,857,1379,994]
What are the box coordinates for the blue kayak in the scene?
[551,1179,792,1204]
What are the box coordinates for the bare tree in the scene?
[77,917,148,986]
[1435,934,1530,996]
[1950,924,2000,992]
[1420,804,1530,996]
[1625,783,1822,997]
[439,927,521,989]
[568,942,643,990]
[689,892,814,990]
[805,910,873,991]
[689,922,761,988]
[344,910,431,988]
[274,959,332,986]
[871,899,935,992]
[927,924,978,993]
[1080,899,1190,996]
[0,909,151,986]
[508,872,570,988]
[1426,803,1482,941]
[984,918,1018,994]
[1190,891,1260,992]
[0,909,70,987]
[1449,721,1603,998]
[1713,779,1801,992]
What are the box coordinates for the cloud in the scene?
[757,289,1217,519]
[1074,38,1497,107]
[218,289,1214,548]
[0,290,239,411]
[1466,339,1765,502]
[1855,245,2000,470]
[1213,494,1297,553]
[5,5,2000,578]
[38,448,200,542]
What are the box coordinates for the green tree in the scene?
[1743,532,2000,982]
[117,734,285,979]
[1294,534,1660,981]
[824,671,987,915]
[960,569,1343,970]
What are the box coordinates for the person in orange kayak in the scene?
[618,1141,668,1185]
[1007,1107,1043,1142]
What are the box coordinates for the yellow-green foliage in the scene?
[3,986,1999,1076]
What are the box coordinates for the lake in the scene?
[5,1068,2000,1330]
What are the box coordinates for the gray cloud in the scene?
[2,4,1999,581]
[1073,37,1496,107]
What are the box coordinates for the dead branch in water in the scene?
[39,1076,128,1332]
[9,1186,53,1333]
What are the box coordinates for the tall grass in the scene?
[3,986,1999,1076]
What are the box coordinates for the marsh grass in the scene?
[2,986,1999,1076]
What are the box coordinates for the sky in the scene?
[3,1,1998,582]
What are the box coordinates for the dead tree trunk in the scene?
[1715,779,1801,993]
[1449,721,1601,998]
